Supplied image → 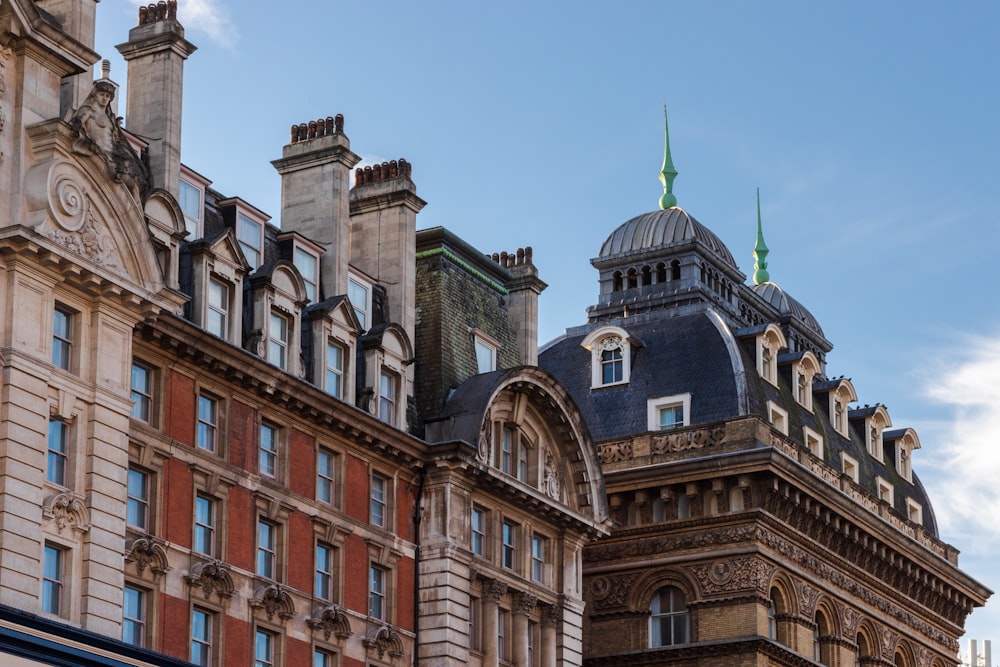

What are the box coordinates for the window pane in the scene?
[47,421,67,486]
[191,609,212,666]
[123,586,145,646]
[325,342,343,398]
[237,215,261,269]
[317,449,335,504]
[257,520,275,578]
[259,424,277,477]
[197,395,217,452]
[348,279,368,330]
[194,495,215,556]
[42,545,62,614]
[371,475,386,527]
[268,312,288,370]
[130,363,152,421]
[475,338,496,373]
[254,630,273,667]
[207,279,229,338]
[52,308,73,370]
[127,468,149,529]
[378,371,396,425]
[315,544,332,600]
[293,247,318,302]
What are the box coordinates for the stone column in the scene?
[541,603,560,667]
[513,591,537,667]
[481,578,507,667]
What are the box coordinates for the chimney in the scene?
[349,160,426,344]
[500,247,547,366]
[35,0,99,113]
[272,116,360,300]
[116,1,196,198]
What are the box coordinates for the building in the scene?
[537,113,991,666]
[0,2,987,667]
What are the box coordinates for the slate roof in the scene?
[539,312,745,443]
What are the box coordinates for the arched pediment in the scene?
[144,188,185,237]
[24,124,165,295]
[429,367,609,525]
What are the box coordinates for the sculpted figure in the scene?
[71,80,149,198]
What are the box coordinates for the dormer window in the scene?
[582,326,634,389]
[768,401,789,435]
[268,311,289,370]
[884,428,920,483]
[179,166,210,239]
[647,394,691,431]
[188,230,248,344]
[348,275,372,331]
[794,352,820,411]
[803,426,824,459]
[855,405,891,461]
[472,330,500,374]
[293,246,319,303]
[822,379,857,438]
[237,214,263,269]
[248,263,306,376]
[756,325,786,386]
[207,278,230,338]
[306,297,359,405]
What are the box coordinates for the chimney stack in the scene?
[116,1,196,198]
[499,247,547,366]
[272,115,360,300]
[349,160,426,344]
[35,0,99,113]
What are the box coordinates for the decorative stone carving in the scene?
[307,604,352,641]
[792,580,821,619]
[49,176,87,232]
[514,591,538,615]
[250,583,296,621]
[541,603,561,626]
[480,577,508,602]
[185,559,235,601]
[69,79,149,197]
[46,208,121,270]
[880,628,900,659]
[590,573,636,610]
[125,536,170,579]
[651,425,726,455]
[42,492,89,533]
[542,447,561,500]
[363,624,404,659]
[477,416,492,463]
[837,602,862,638]
[691,557,775,596]
[598,440,633,464]
[596,335,623,353]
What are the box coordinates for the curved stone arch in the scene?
[855,619,881,662]
[766,570,798,619]
[481,367,607,518]
[627,566,700,612]
[144,187,186,237]
[26,155,164,294]
[893,637,916,667]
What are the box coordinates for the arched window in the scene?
[641,265,652,286]
[767,593,777,640]
[656,262,667,283]
[626,268,638,289]
[671,260,681,281]
[612,271,622,292]
[768,588,788,645]
[815,610,833,665]
[676,494,691,519]
[649,586,689,647]
[894,653,906,667]
[601,346,623,384]
[729,487,744,512]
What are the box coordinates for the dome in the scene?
[597,207,739,272]
[752,281,825,338]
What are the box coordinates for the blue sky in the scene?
[96,0,999,652]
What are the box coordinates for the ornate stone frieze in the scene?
[590,573,637,610]
[837,601,862,639]
[598,440,632,464]
[585,524,758,564]
[250,583,296,621]
[363,624,404,659]
[42,491,90,534]
[651,425,726,456]
[125,535,170,579]
[307,604,352,641]
[690,557,775,596]
[46,208,122,270]
[185,559,236,601]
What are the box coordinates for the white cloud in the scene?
[923,333,1000,542]
[131,0,237,49]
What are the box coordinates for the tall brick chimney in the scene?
[349,160,426,343]
[116,1,196,198]
[35,0,100,113]
[272,116,360,300]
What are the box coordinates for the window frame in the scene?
[803,426,824,459]
[123,584,148,647]
[254,627,276,667]
[378,369,398,426]
[501,520,517,571]
[471,506,486,556]
[649,585,690,647]
[531,533,547,584]
[293,244,320,304]
[348,276,372,332]
[842,453,860,483]
[472,330,500,374]
[194,493,217,557]
[268,310,290,371]
[316,448,337,505]
[370,473,388,528]
[237,212,264,270]
[256,518,278,580]
[196,393,219,453]
[206,277,231,340]
[130,361,155,423]
[52,305,74,372]
[190,607,214,667]
[324,340,345,399]
[767,401,789,435]
[126,467,151,532]
[259,422,279,479]
[47,419,68,487]
[369,564,387,621]
[646,394,691,431]
[179,178,204,239]
[42,543,65,616]
[315,542,334,602]
[583,326,633,389]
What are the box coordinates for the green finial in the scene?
[658,105,678,209]
[753,188,770,285]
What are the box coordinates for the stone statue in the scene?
[70,79,149,198]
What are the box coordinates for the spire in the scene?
[658,105,678,210]
[753,188,770,285]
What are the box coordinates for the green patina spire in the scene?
[753,188,770,285]
[658,105,678,209]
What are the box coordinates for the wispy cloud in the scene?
[131,0,237,50]
[923,333,1000,547]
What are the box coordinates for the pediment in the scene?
[24,120,165,295]
[204,229,250,273]
[271,262,306,302]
